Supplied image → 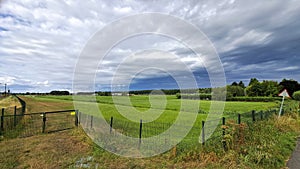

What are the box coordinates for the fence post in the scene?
[0,108,4,134]
[78,112,81,125]
[42,113,46,133]
[238,113,241,124]
[110,117,113,134]
[139,119,143,148]
[252,110,256,122]
[14,106,17,126]
[222,117,227,150]
[260,111,263,120]
[90,115,93,129]
[75,110,79,127]
[202,121,205,145]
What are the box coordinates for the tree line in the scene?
[16,78,300,98]
[227,78,300,97]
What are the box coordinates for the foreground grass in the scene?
[196,114,300,169]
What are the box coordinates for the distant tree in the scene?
[248,78,259,86]
[231,81,238,86]
[211,87,226,100]
[279,79,300,96]
[238,81,245,88]
[261,80,280,97]
[199,88,211,94]
[246,79,263,96]
[227,85,245,97]
[50,90,70,95]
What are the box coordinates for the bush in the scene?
[292,90,300,101]
[176,93,211,100]
[177,94,283,102]
[226,97,283,102]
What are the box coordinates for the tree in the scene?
[238,81,245,88]
[293,91,300,101]
[279,79,300,96]
[260,80,280,97]
[246,79,263,96]
[50,90,70,95]
[248,78,259,86]
[227,85,245,97]
[231,81,238,86]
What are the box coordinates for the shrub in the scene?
[226,97,282,102]
[292,90,300,101]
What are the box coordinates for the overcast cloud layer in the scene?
[1,0,300,92]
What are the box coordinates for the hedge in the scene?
[177,93,283,102]
[292,91,300,101]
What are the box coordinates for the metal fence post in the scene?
[238,113,241,124]
[75,110,79,127]
[139,119,143,148]
[42,113,46,133]
[90,115,93,129]
[78,111,81,125]
[202,121,205,145]
[14,106,17,126]
[0,108,4,134]
[222,117,227,150]
[110,117,113,134]
[252,110,256,122]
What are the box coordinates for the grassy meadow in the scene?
[1,95,299,169]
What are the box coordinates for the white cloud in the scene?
[276,66,299,71]
[0,0,300,92]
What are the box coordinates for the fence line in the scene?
[77,107,287,151]
[1,95,298,152]
[0,108,78,138]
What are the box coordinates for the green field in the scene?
[34,95,278,113]
[1,95,298,169]
[32,95,279,127]
[30,95,279,152]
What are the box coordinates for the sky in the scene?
[1,0,300,93]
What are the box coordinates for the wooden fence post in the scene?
[0,108,4,134]
[110,117,113,134]
[260,111,263,120]
[42,113,46,133]
[78,111,81,125]
[14,106,17,126]
[222,117,227,150]
[252,110,256,122]
[90,115,93,129]
[139,119,143,148]
[202,121,205,145]
[238,113,241,124]
[75,110,79,127]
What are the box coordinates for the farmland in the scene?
[0,95,299,168]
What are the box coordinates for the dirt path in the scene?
[287,138,300,169]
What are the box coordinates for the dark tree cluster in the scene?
[49,90,70,95]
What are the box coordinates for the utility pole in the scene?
[4,83,6,96]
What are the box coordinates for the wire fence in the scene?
[77,107,289,153]
[0,109,78,138]
[1,95,299,154]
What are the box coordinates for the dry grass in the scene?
[20,96,74,113]
[0,96,22,109]
[0,129,91,169]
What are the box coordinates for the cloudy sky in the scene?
[1,0,300,92]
